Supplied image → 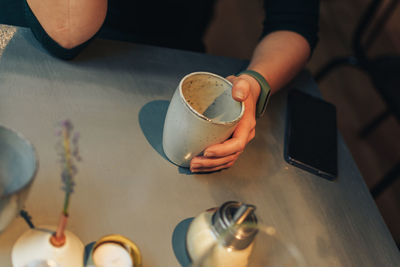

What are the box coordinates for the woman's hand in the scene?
[189,30,311,173]
[189,74,260,173]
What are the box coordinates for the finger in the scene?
[191,161,236,173]
[204,135,247,158]
[232,78,251,102]
[204,116,254,156]
[226,75,236,82]
[191,152,241,169]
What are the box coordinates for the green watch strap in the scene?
[237,70,271,118]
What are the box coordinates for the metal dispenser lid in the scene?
[212,201,258,250]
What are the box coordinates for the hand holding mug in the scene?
[190,74,261,173]
[162,72,245,168]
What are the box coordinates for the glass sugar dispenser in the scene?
[186,201,258,267]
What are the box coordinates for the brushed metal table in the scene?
[0,26,399,266]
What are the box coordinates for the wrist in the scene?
[237,70,271,118]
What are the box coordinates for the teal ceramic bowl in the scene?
[0,125,37,232]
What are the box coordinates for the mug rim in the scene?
[178,71,245,125]
[0,125,38,199]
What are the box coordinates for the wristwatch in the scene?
[237,70,271,118]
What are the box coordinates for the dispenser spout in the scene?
[232,204,256,225]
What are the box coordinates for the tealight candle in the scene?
[93,242,133,267]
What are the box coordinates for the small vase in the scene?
[11,222,84,267]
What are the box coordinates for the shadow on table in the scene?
[172,217,194,267]
[83,241,96,265]
[139,100,192,175]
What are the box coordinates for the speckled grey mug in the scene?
[0,125,37,232]
[163,72,244,167]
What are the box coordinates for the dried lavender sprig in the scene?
[57,119,80,216]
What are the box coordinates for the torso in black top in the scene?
[21,0,319,59]
[104,0,216,52]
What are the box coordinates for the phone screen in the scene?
[284,89,338,180]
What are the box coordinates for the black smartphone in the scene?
[284,89,338,180]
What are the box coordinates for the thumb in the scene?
[232,78,251,102]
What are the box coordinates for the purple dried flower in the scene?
[57,119,81,216]
[61,120,73,132]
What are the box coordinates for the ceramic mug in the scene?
[163,72,244,167]
[0,125,37,232]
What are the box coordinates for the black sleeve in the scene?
[262,0,319,54]
[24,0,91,60]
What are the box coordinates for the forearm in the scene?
[246,30,311,96]
[192,6,316,172]
[27,0,107,49]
